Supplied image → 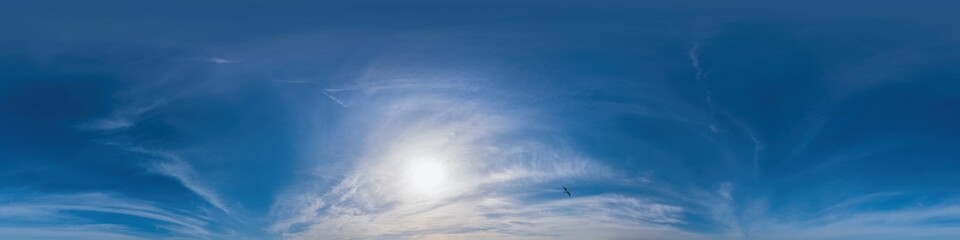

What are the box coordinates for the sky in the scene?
[2,1,960,239]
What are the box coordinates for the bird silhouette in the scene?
[562,186,571,197]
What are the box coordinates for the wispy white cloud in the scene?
[782,48,928,166]
[0,225,146,240]
[685,38,721,132]
[320,90,348,107]
[272,79,317,84]
[149,159,232,214]
[125,147,233,214]
[0,192,215,239]
[685,38,767,176]
[687,40,705,82]
[749,204,960,240]
[78,99,165,131]
[681,187,960,240]
[204,57,239,64]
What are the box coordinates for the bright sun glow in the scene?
[407,160,446,196]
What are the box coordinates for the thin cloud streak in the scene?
[320,90,348,107]
[204,57,239,64]
[78,99,165,131]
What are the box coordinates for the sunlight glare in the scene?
[407,160,446,196]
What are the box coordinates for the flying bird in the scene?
[562,186,571,197]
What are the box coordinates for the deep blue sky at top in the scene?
[2,1,960,239]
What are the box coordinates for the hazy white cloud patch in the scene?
[285,194,696,240]
[267,74,694,239]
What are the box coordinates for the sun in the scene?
[406,160,447,196]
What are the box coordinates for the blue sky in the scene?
[2,1,960,239]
